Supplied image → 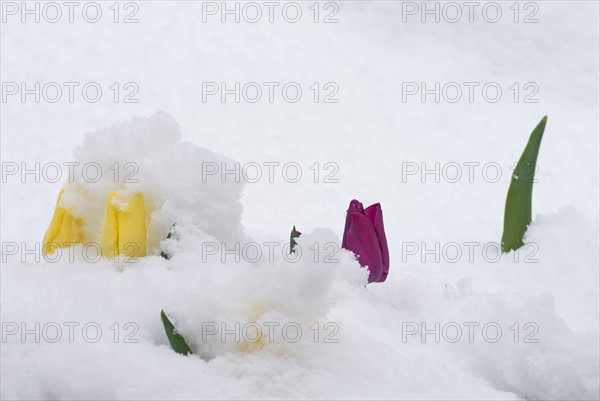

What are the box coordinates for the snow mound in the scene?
[63,111,246,253]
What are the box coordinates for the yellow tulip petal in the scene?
[118,192,147,258]
[98,191,119,259]
[42,188,83,256]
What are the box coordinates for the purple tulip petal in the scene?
[345,212,384,283]
[364,203,389,282]
[363,203,379,225]
[342,200,364,249]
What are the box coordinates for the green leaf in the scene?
[290,225,300,254]
[501,116,547,252]
[161,309,193,355]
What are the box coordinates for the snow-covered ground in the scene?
[1,1,599,399]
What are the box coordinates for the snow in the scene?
[1,1,599,400]
[68,111,247,248]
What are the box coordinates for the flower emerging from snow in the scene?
[342,199,390,283]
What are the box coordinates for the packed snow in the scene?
[1,1,599,400]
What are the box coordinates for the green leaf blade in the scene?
[501,116,547,252]
[290,225,300,254]
[161,309,193,356]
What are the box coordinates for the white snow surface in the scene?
[1,2,599,400]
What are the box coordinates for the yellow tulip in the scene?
[42,188,83,255]
[98,192,147,258]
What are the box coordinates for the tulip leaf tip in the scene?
[290,226,301,254]
[501,116,547,253]
[161,309,193,356]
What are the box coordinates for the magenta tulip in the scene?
[342,200,389,283]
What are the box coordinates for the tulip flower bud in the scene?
[342,200,389,283]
